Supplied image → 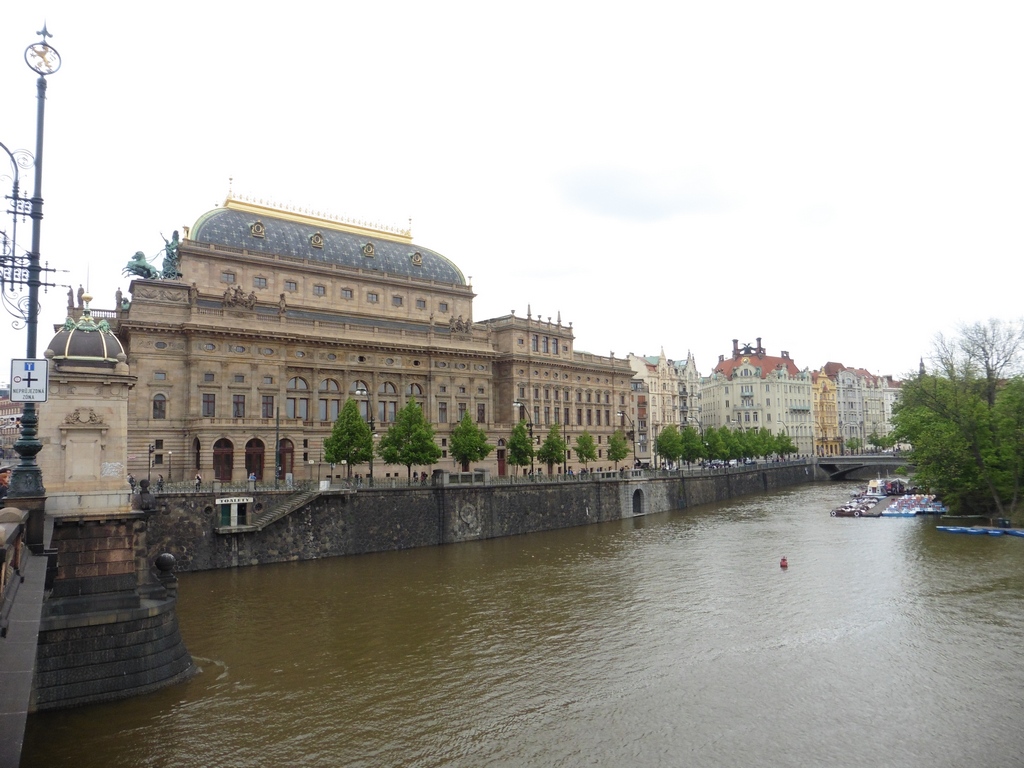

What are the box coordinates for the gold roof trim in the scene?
[225,195,413,244]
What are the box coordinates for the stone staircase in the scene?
[250,488,322,531]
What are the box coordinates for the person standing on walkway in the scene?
[195,472,202,491]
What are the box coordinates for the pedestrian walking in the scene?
[156,474,164,492]
[127,473,136,493]
[195,472,202,491]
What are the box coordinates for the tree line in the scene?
[322,397,799,480]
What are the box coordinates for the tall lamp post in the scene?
[776,419,791,459]
[617,411,636,468]
[512,400,534,475]
[6,28,61,518]
[686,416,704,469]
[355,385,376,484]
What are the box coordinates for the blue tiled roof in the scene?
[190,206,466,286]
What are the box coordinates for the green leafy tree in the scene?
[323,398,373,478]
[845,437,863,454]
[606,429,631,468]
[656,424,683,468]
[537,424,569,473]
[573,430,598,468]
[893,319,1024,521]
[377,398,442,480]
[704,426,730,462]
[680,426,705,465]
[507,420,534,475]
[753,427,775,459]
[776,431,798,456]
[450,412,493,470]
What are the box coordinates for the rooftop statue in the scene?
[161,230,182,279]
[123,251,161,280]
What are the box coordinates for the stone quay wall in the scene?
[148,463,817,572]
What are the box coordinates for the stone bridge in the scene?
[817,454,912,480]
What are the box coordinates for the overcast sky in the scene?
[2,2,1022,386]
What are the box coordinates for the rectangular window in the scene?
[233,395,246,418]
[542,337,549,353]
[439,302,448,312]
[153,454,163,465]
[416,298,426,309]
[586,409,593,426]
[154,371,166,380]
[367,292,379,303]
[202,393,216,417]
[253,277,267,288]
[439,385,447,393]
[204,372,215,382]
[233,374,245,383]
[155,439,164,449]
[477,403,486,423]
[392,296,403,306]
[285,280,298,292]
[262,395,274,418]
[544,407,550,425]
[313,285,326,296]
[263,376,273,385]
[458,402,467,421]
[220,272,235,284]
[553,339,559,355]
[532,335,539,351]
[341,288,353,299]
[438,402,448,423]
[152,396,166,419]
[577,408,583,425]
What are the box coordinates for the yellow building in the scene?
[811,370,841,456]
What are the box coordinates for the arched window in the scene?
[378,382,398,423]
[406,383,423,396]
[287,377,310,420]
[318,379,341,422]
[213,438,234,482]
[245,438,265,480]
[351,380,370,421]
[153,394,167,420]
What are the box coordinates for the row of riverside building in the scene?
[47,194,901,485]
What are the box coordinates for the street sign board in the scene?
[10,359,48,402]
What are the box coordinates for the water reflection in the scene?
[22,484,1024,767]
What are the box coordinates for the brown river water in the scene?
[20,483,1024,767]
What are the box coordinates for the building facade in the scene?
[702,338,814,456]
[110,196,633,482]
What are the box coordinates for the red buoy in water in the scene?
[780,557,788,568]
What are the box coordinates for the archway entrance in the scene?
[632,488,644,516]
[245,438,265,480]
[213,438,234,482]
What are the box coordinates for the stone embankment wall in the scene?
[33,517,195,710]
[149,464,816,572]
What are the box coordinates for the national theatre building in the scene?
[108,196,634,483]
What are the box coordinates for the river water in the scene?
[20,483,1024,767]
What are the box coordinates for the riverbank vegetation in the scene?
[893,319,1024,522]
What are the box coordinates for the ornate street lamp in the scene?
[355,385,376,484]
[5,27,62,539]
